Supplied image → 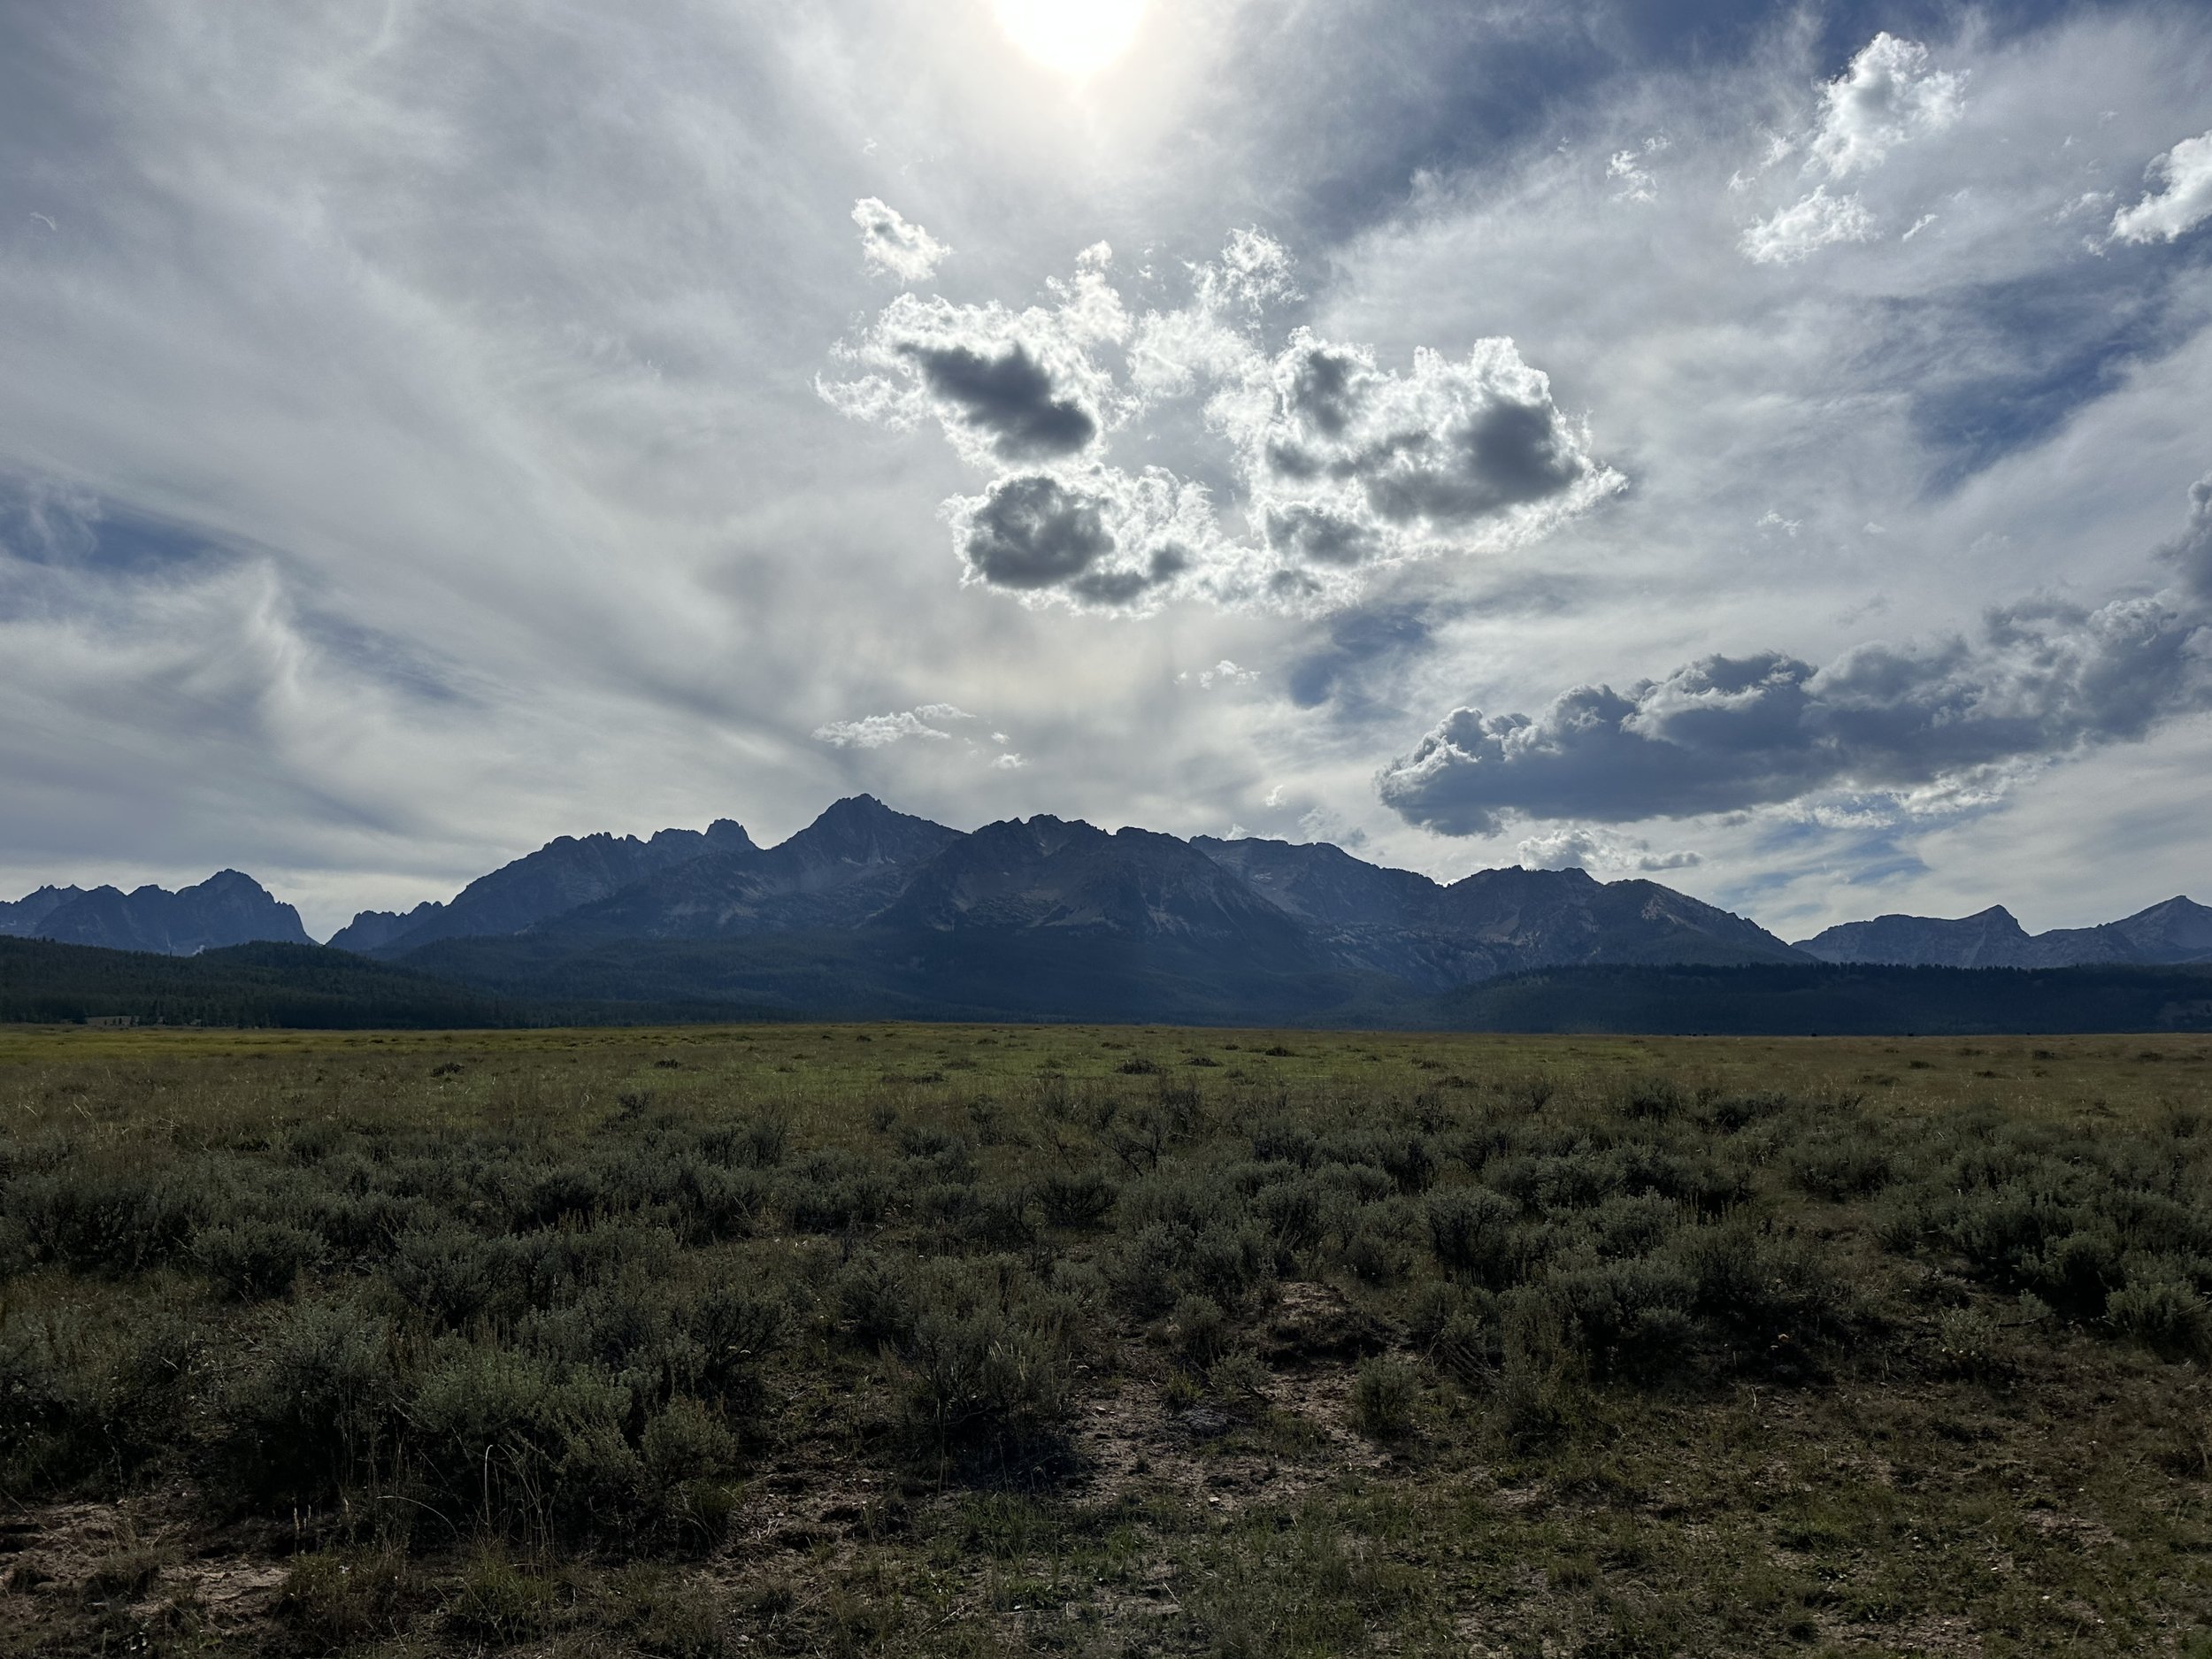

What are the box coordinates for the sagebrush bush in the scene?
[1171,1293,1233,1367]
[0,1300,196,1489]
[221,1298,395,1502]
[1786,1136,1893,1200]
[10,1162,200,1273]
[1425,1187,1519,1285]
[192,1218,326,1301]
[1037,1167,1118,1228]
[2107,1279,2212,1358]
[899,1264,1072,1452]
[1933,1308,2008,1380]
[1351,1356,1417,1439]
[780,1148,894,1233]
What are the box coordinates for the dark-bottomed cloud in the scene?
[960,475,1114,589]
[902,342,1098,460]
[2167,472,2212,602]
[826,237,1618,612]
[1381,484,2212,834]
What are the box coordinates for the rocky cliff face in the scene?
[0,886,88,938]
[536,797,962,940]
[24,872,311,956]
[333,818,758,953]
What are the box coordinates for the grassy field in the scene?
[1,1022,2208,1657]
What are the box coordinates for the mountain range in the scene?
[0,871,311,956]
[326,796,1809,995]
[2,799,2203,1017]
[1793,899,2212,969]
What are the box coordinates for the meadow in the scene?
[1,1022,2208,1657]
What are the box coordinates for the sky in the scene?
[1,0,2208,943]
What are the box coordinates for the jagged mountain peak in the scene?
[12,871,310,956]
[879,811,1313,949]
[650,818,756,854]
[340,816,767,955]
[2117,894,2212,933]
[772,799,961,884]
[0,885,90,939]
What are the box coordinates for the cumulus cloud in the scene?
[905,341,1097,460]
[945,466,1225,610]
[1382,591,2208,834]
[1197,660,1258,688]
[1235,331,1621,567]
[1734,35,1959,268]
[2111,131,2212,244]
[1807,34,1964,179]
[1381,484,2212,834]
[824,233,1617,613]
[1517,826,1701,873]
[1740,187,1876,265]
[851,197,950,282]
[811,703,974,749]
[1190,226,1300,314]
[818,286,1121,471]
[2163,472,2212,601]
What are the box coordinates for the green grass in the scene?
[0,1024,2208,1656]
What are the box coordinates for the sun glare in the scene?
[994,0,1146,77]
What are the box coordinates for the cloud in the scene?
[1381,584,2210,835]
[851,197,951,283]
[1382,484,2212,836]
[1740,187,1876,265]
[1733,35,1959,269]
[811,703,975,749]
[1197,659,1257,688]
[1191,226,1301,314]
[989,751,1026,770]
[1516,826,1701,873]
[818,284,1122,471]
[2163,472,2212,602]
[1807,34,1964,180]
[903,341,1097,460]
[1286,602,1435,711]
[2111,131,2212,244]
[1294,804,1366,849]
[0,476,104,565]
[826,233,1617,612]
[1607,136,1667,204]
[1236,330,1622,565]
[946,467,1224,611]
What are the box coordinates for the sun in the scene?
[994,0,1147,77]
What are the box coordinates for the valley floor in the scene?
[1,1026,2208,1657]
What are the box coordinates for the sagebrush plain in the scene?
[2,1023,2208,1657]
